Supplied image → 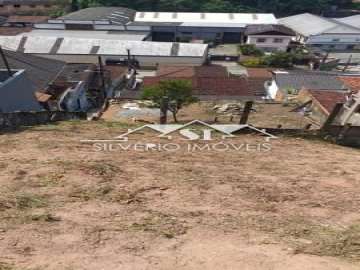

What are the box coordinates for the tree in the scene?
[142,80,197,122]
[263,52,294,68]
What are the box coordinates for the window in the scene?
[256,38,267,43]
[273,38,283,43]
[347,45,355,50]
[332,38,340,42]
[13,4,21,8]
[30,4,37,8]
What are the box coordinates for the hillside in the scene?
[0,121,360,269]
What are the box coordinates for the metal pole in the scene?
[240,101,254,125]
[160,96,169,124]
[0,46,12,77]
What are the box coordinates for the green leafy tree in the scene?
[263,52,294,68]
[142,80,197,122]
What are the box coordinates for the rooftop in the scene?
[0,36,208,57]
[143,65,265,99]
[0,49,65,89]
[6,15,49,24]
[135,12,278,26]
[0,26,32,35]
[244,24,296,36]
[273,70,347,92]
[336,15,360,29]
[279,13,360,36]
[337,76,360,93]
[0,0,55,4]
[24,29,149,41]
[59,7,136,25]
[308,89,347,115]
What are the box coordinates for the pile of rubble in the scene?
[213,103,244,115]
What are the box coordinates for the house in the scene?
[0,35,209,67]
[141,65,266,100]
[0,0,59,16]
[132,12,278,43]
[244,24,295,52]
[0,49,65,112]
[279,13,360,52]
[296,89,348,125]
[267,70,349,101]
[42,63,111,112]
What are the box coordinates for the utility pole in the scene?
[160,96,169,124]
[240,101,254,125]
[0,46,12,77]
[98,56,106,99]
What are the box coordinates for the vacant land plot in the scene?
[0,121,360,270]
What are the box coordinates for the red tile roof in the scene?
[157,66,195,78]
[7,16,49,24]
[195,65,228,77]
[143,76,261,98]
[143,65,266,98]
[337,76,360,94]
[246,68,273,78]
[0,26,32,35]
[308,90,347,115]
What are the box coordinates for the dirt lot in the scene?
[103,101,313,129]
[0,120,360,270]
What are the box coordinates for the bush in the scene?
[240,57,266,68]
[262,52,294,68]
[239,44,264,57]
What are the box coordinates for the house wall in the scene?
[0,2,59,16]
[246,35,292,52]
[151,26,244,43]
[307,34,360,51]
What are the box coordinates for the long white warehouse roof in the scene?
[135,12,278,25]
[0,36,208,57]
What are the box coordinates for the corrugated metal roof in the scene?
[60,7,136,25]
[336,15,360,28]
[24,29,149,41]
[0,36,208,57]
[0,49,65,89]
[135,12,278,25]
[274,71,347,92]
[279,13,360,36]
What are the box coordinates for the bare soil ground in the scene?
[102,101,313,129]
[0,120,360,270]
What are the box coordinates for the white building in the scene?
[244,24,295,52]
[0,35,209,67]
[279,13,360,52]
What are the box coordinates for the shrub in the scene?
[262,52,294,68]
[240,57,266,68]
[239,44,264,57]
